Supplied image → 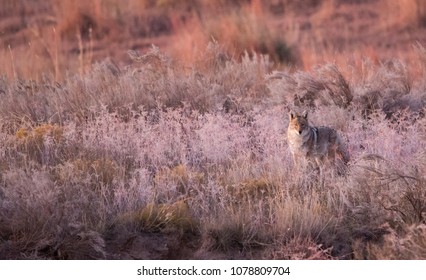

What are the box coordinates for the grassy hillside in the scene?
[0,42,425,259]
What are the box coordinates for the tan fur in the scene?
[287,110,349,169]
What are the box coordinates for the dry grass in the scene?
[2,0,424,80]
[170,2,293,66]
[0,0,425,259]
[0,42,425,259]
[384,0,426,29]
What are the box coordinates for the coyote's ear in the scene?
[289,110,295,119]
[302,110,308,119]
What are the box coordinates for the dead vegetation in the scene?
[0,42,425,259]
[0,0,425,260]
[1,0,425,79]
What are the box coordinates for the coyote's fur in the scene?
[287,110,350,169]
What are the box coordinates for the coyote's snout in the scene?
[287,110,350,169]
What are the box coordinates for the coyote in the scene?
[287,110,349,169]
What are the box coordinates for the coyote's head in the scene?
[289,110,309,135]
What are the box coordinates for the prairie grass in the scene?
[0,42,425,259]
[1,0,424,80]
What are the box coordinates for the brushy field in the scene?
[0,43,425,259]
[2,0,425,79]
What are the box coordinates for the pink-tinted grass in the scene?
[0,44,425,259]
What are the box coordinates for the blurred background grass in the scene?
[1,0,425,80]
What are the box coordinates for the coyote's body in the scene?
[287,111,349,168]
